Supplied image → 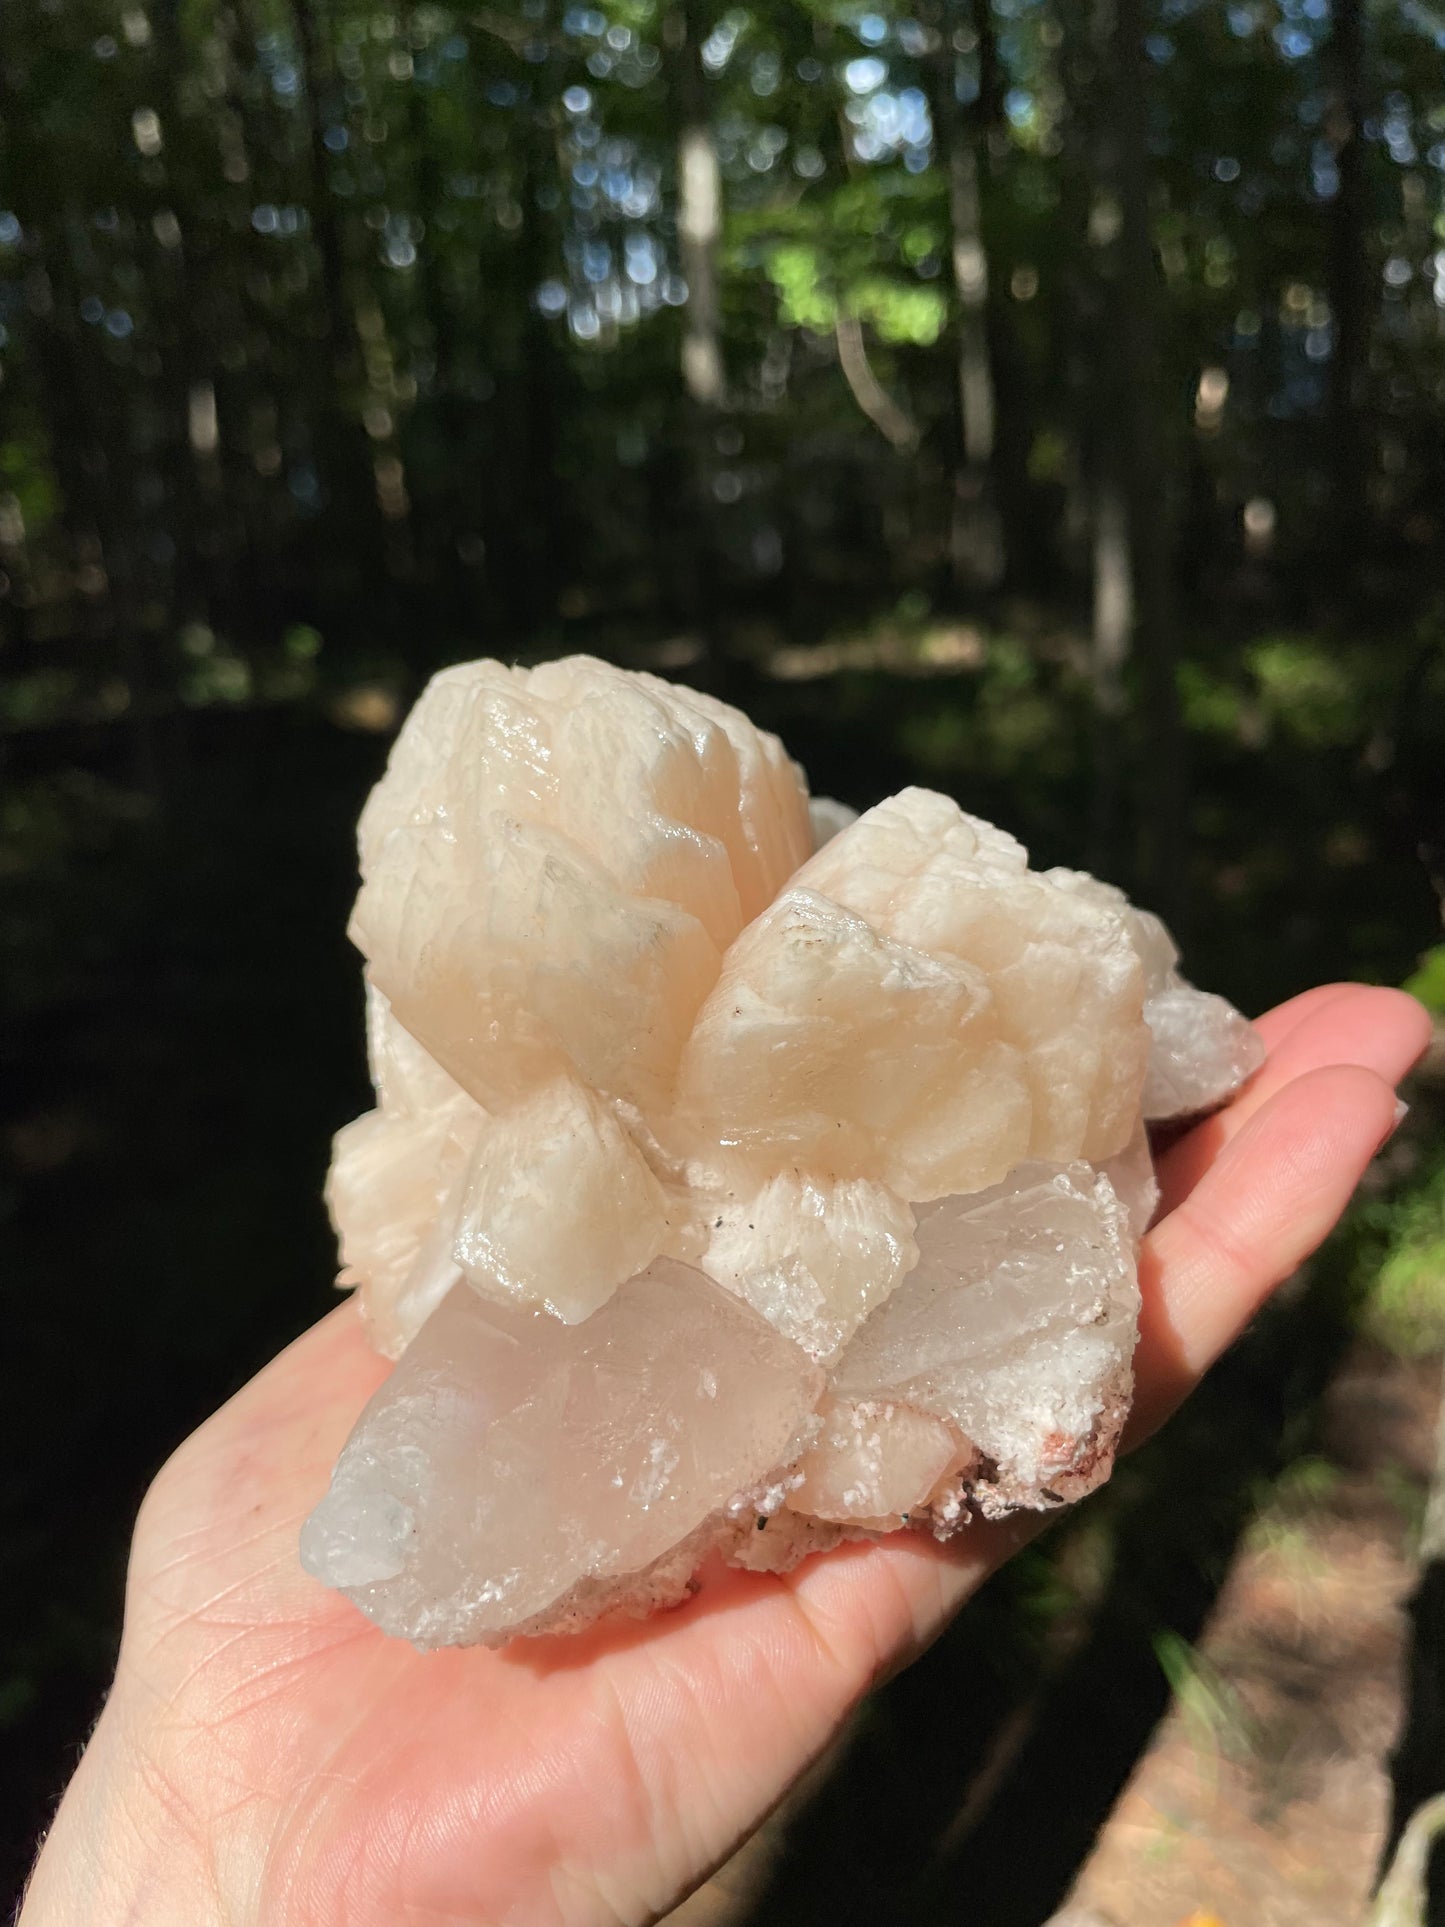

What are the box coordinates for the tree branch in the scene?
[833,311,919,450]
[1370,1792,1445,1927]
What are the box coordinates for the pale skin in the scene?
[20,984,1431,1927]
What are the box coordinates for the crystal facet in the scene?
[675,791,1150,1197]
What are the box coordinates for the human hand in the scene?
[20,985,1430,1927]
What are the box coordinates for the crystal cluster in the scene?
[301,657,1264,1646]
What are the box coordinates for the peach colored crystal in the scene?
[304,657,1262,1645]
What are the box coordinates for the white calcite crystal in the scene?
[831,1165,1138,1515]
[302,1259,823,1645]
[304,656,1264,1646]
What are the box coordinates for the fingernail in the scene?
[1379,1098,1410,1152]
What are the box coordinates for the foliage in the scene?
[4,0,1445,708]
[1153,1628,1258,1764]
[1359,1148,1445,1358]
[1404,945,1445,1015]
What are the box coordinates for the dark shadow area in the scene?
[1380,632,1445,1927]
[0,709,383,1895]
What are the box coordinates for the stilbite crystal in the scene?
[452,1076,674,1325]
[349,658,812,1117]
[674,792,1149,1196]
[325,986,486,1358]
[697,1173,918,1363]
[304,655,1264,1645]
[1047,868,1266,1119]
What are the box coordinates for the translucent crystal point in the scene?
[302,1259,822,1647]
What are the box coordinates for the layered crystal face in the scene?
[307,656,1264,1645]
[696,1172,918,1364]
[1046,870,1266,1119]
[452,1076,675,1325]
[350,658,813,1117]
[673,791,1149,1196]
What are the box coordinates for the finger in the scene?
[1132,1062,1397,1443]
[1251,982,1361,1049]
[1156,986,1428,1215]
[1245,985,1429,1102]
[787,1049,1408,1674]
[195,1298,385,1477]
[779,1512,1038,1690]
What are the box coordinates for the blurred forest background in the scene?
[3,0,1445,1917]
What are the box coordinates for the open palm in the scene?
[22,984,1429,1927]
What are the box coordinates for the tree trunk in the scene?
[148,0,217,637]
[665,0,725,411]
[399,1,470,618]
[1113,0,1183,918]
[1324,0,1369,598]
[1073,0,1183,915]
[293,0,352,381]
[1089,474,1131,865]
[922,0,1004,595]
[291,0,390,595]
[517,123,565,631]
[1061,0,1127,878]
[834,312,919,450]
[811,15,919,461]
[662,0,724,645]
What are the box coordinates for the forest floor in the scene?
[666,1340,1441,1927]
[1059,1342,1436,1927]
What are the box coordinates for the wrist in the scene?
[19,1695,237,1927]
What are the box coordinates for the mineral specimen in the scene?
[303,655,1264,1645]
